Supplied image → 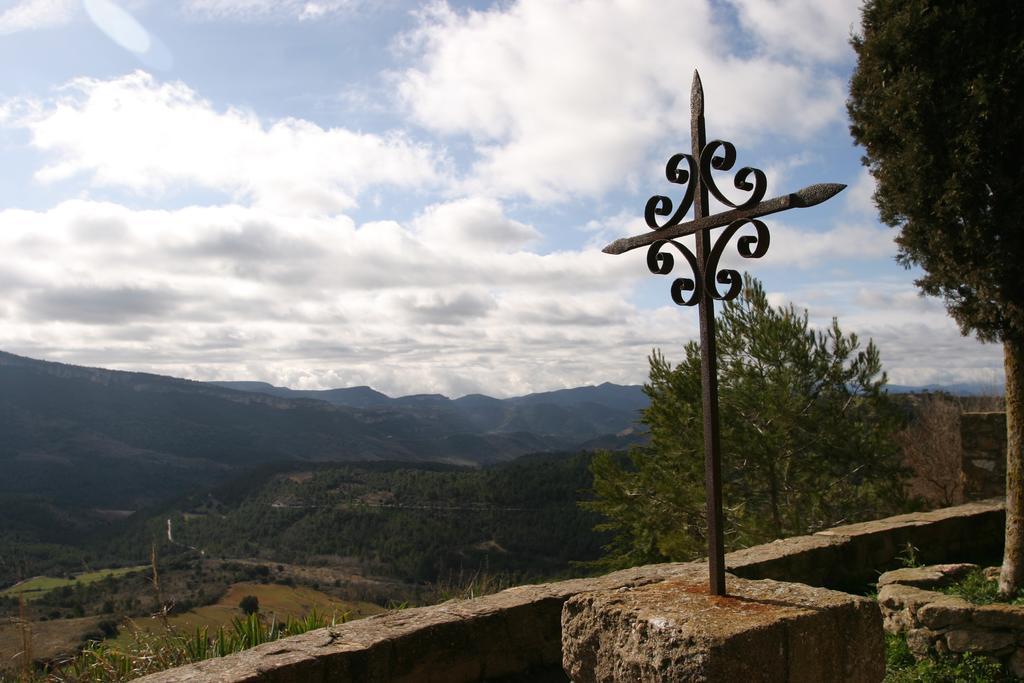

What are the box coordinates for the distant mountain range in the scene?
[0,351,646,511]
[0,349,1003,513]
[887,382,1005,396]
[208,380,649,437]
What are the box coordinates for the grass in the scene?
[1,580,383,680]
[884,632,1016,682]
[940,569,1024,606]
[1,610,343,682]
[121,581,382,641]
[1,567,148,601]
[0,616,109,665]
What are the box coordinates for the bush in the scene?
[238,595,259,615]
[97,619,120,638]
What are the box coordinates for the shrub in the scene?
[238,595,259,615]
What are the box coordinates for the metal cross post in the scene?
[602,71,845,596]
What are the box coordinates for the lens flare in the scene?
[82,0,172,70]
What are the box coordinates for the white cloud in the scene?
[182,0,358,21]
[0,199,664,397]
[786,279,1004,388]
[395,0,846,202]
[0,0,76,33]
[726,0,861,63]
[11,71,446,214]
[412,196,540,250]
[759,220,896,268]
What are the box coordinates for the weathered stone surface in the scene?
[1010,647,1024,678]
[945,628,1016,653]
[882,608,913,633]
[877,583,936,614]
[918,596,974,629]
[973,603,1024,629]
[726,533,852,587]
[136,564,716,683]
[561,572,883,683]
[817,499,1004,571]
[877,564,978,589]
[905,627,942,657]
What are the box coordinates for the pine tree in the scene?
[586,276,905,567]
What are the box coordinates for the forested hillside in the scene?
[105,454,608,585]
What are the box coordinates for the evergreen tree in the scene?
[586,276,905,567]
[848,0,1024,593]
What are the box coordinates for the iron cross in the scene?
[603,71,845,596]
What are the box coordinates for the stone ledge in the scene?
[136,563,707,683]
[813,498,1005,576]
[136,498,1005,683]
[561,569,883,683]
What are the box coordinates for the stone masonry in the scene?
[961,412,1007,500]
[561,569,884,683]
[877,563,1024,677]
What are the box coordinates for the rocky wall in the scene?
[877,563,1024,677]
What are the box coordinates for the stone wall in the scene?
[961,412,1007,500]
[877,563,1024,677]
[138,498,1005,683]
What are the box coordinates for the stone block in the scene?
[561,573,883,683]
[973,603,1024,630]
[918,596,974,629]
[945,628,1016,653]
[905,627,942,657]
[877,564,977,589]
[726,534,852,587]
[817,500,1004,570]
[877,583,936,615]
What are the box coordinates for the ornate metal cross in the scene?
[602,71,845,596]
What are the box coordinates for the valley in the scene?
[0,352,628,673]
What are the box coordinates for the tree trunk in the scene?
[999,338,1024,596]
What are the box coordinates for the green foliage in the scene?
[897,543,923,569]
[941,569,1024,606]
[126,455,609,584]
[884,632,1014,683]
[1,567,148,601]
[586,276,907,567]
[848,0,1024,342]
[885,632,916,673]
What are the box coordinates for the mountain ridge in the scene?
[0,351,646,512]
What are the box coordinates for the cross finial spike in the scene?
[691,70,704,119]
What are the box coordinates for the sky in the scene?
[0,0,1005,398]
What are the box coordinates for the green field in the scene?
[1,566,149,601]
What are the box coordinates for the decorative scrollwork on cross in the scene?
[646,217,770,306]
[698,140,767,210]
[602,71,845,597]
[643,140,767,232]
[643,139,771,306]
